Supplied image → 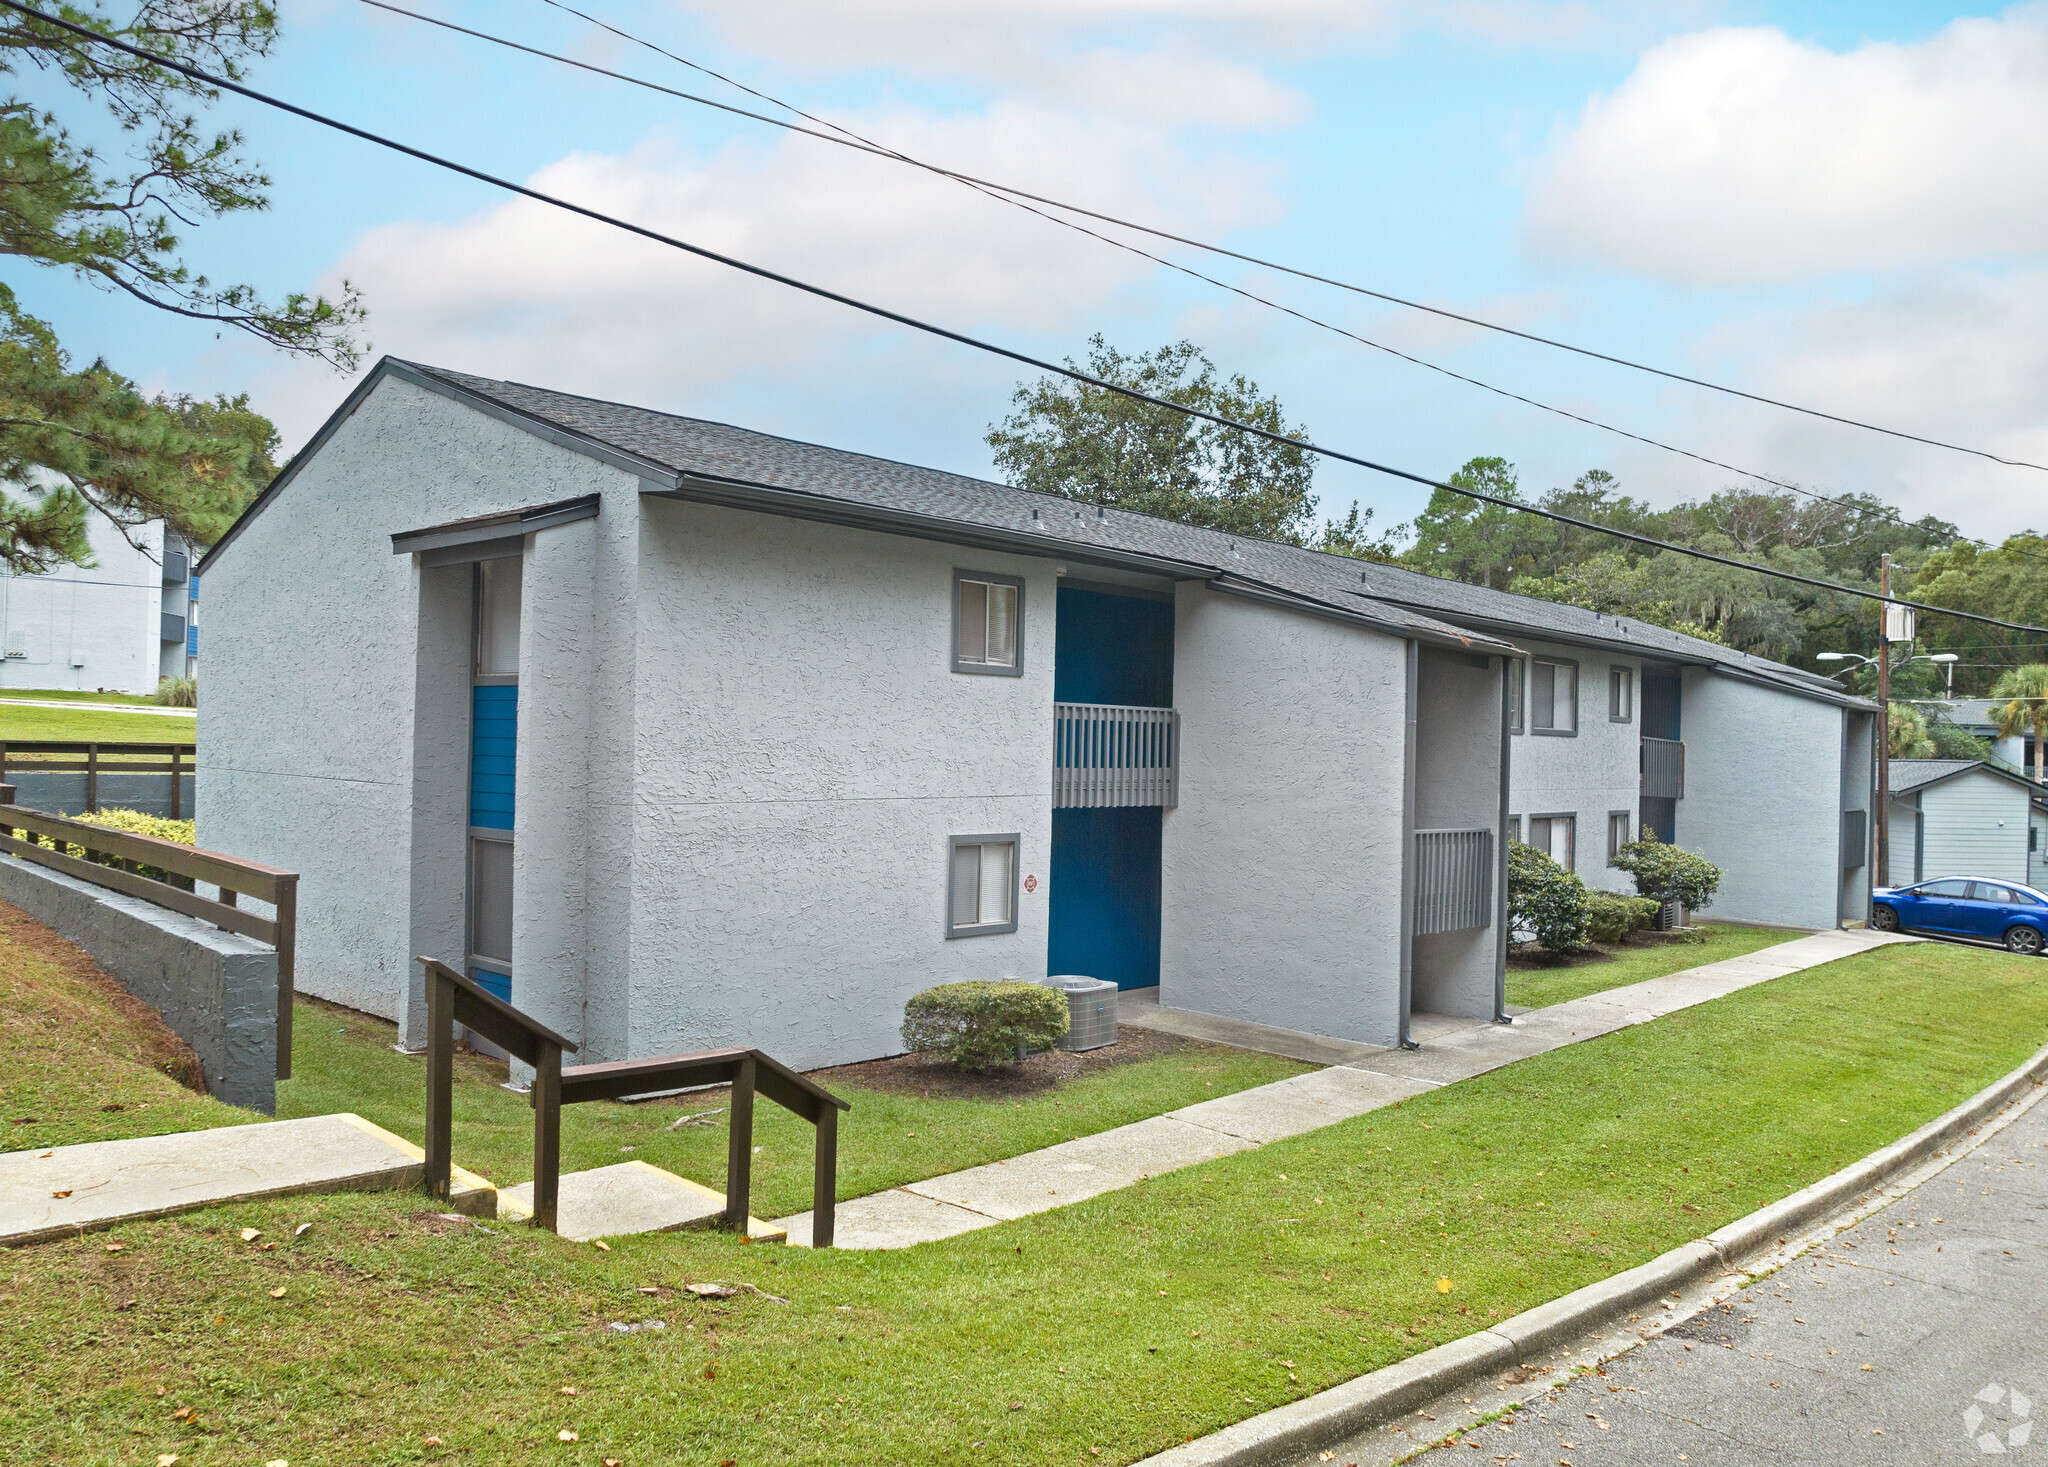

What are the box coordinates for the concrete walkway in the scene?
[0,697,195,718]
[776,928,1911,1249]
[1398,1078,2048,1466]
[0,1113,492,1246]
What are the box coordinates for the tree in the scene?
[1990,665,2048,785]
[988,335,1348,545]
[1403,457,1539,589]
[0,2,359,568]
[1909,534,2048,695]
[1888,702,1936,760]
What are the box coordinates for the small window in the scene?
[1609,666,1634,723]
[948,834,1019,936]
[1530,659,1578,735]
[477,556,522,677]
[1506,814,1522,845]
[1507,660,1524,735]
[1607,811,1630,860]
[954,572,1022,676]
[1528,814,1575,870]
[470,834,514,964]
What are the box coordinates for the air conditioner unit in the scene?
[1041,975,1118,1052]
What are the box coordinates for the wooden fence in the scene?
[0,741,198,817]
[0,796,299,1079]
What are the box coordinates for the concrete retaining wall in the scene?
[0,856,277,1112]
[4,770,196,819]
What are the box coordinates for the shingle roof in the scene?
[210,356,1876,709]
[1888,758,2045,795]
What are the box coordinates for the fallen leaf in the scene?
[603,1460,623,1466]
[293,1223,312,1237]
[592,1240,611,1252]
[268,1287,287,1299]
[1861,1364,1875,1372]
[117,1297,137,1310]
[158,1456,179,1466]
[241,1228,263,1242]
[105,1241,126,1252]
[259,1241,276,1251]
[702,1363,718,1381]
[1009,1401,1024,1411]
[1438,1278,1455,1294]
[423,1437,442,1447]
[172,1406,193,1421]
[1680,1204,1701,1214]
[686,1282,740,1298]
[267,1460,289,1466]
[38,1149,52,1157]
[212,1315,225,1325]
[558,1430,579,1443]
[561,1386,579,1396]
[51,1189,71,1199]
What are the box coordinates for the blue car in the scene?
[1870,877,2048,954]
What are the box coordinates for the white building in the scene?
[195,359,1878,1073]
[0,505,201,695]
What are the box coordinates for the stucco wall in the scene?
[1920,772,2032,886]
[199,375,640,1023]
[0,512,168,695]
[1161,587,1408,1047]
[1506,640,1642,891]
[1838,710,1874,924]
[1678,671,1844,929]
[1411,648,1506,1019]
[620,498,1056,1071]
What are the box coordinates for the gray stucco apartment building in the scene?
[195,360,1877,1072]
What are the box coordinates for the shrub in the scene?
[47,807,197,885]
[1585,889,1661,944]
[1507,839,1591,953]
[1609,833,1722,912]
[902,981,1069,1071]
[153,675,197,707]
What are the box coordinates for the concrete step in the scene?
[497,1159,788,1244]
[1,1113,494,1246]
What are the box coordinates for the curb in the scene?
[1137,1038,2048,1467]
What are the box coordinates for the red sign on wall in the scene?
[1023,874,1038,894]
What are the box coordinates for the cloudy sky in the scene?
[15,0,2048,541]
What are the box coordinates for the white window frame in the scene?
[947,833,1020,937]
[1607,810,1631,861]
[952,571,1024,677]
[1530,657,1578,736]
[1609,665,1634,724]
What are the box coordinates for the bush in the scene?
[902,981,1069,1072]
[1507,839,1591,953]
[1609,833,1722,912]
[1585,890,1661,944]
[153,675,197,707]
[48,807,196,885]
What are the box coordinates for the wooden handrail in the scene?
[0,801,299,1079]
[415,956,848,1246]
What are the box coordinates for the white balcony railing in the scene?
[1053,703,1179,809]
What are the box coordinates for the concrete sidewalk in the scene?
[0,1113,492,1246]
[776,928,1911,1248]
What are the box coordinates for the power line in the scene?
[24,0,2048,642]
[356,0,2048,570]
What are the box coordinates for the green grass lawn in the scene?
[0,687,162,705]
[6,932,2043,1465]
[0,700,195,746]
[1505,921,1801,1009]
[274,1006,1309,1218]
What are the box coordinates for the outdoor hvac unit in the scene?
[1042,975,1118,1052]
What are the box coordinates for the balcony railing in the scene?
[1053,703,1179,808]
[1641,736,1685,799]
[1413,828,1494,935]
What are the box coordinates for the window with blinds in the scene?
[1607,810,1631,860]
[1530,658,1578,734]
[948,835,1019,936]
[954,572,1023,675]
[1528,814,1575,870]
[1609,665,1634,722]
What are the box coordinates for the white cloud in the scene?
[1524,6,2048,285]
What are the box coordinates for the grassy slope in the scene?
[277,1011,1309,1217]
[6,940,2044,1465]
[1506,922,1800,1009]
[0,701,195,745]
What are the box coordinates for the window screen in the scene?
[1507,815,1522,845]
[470,835,514,963]
[948,836,1018,934]
[1610,666,1634,722]
[1607,811,1630,859]
[477,556,522,677]
[954,573,1021,673]
[1530,660,1577,733]
[1528,815,1575,870]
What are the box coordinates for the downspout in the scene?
[1397,640,1419,1050]
[1494,653,1513,1024]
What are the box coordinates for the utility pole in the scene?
[1875,554,1892,888]
[1875,557,1892,889]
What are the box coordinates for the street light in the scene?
[1818,650,1960,694]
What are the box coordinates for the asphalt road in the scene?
[1400,1095,2048,1465]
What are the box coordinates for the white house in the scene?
[0,504,201,695]
[195,360,1877,1074]
[1885,758,2048,890]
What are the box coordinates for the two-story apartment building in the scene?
[0,505,202,694]
[195,360,1874,1072]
